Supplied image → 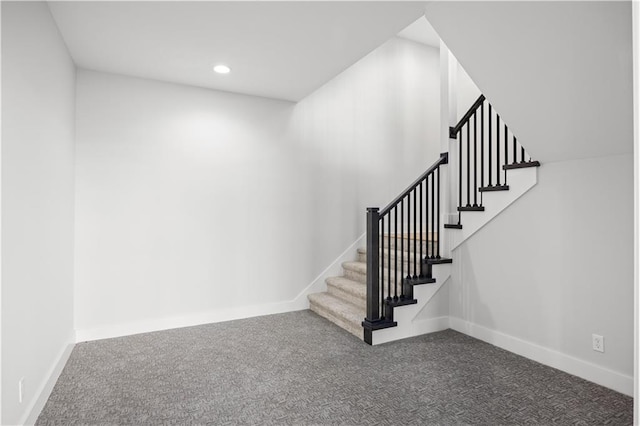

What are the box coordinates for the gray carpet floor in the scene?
[37,310,632,425]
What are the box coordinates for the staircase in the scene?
[308,94,540,345]
[308,235,438,339]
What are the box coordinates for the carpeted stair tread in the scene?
[342,261,367,275]
[308,292,365,338]
[357,247,435,263]
[326,276,366,306]
[342,261,414,287]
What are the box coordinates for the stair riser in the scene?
[357,255,429,273]
[309,301,363,338]
[327,283,366,307]
[327,281,402,309]
[343,268,409,290]
[344,268,366,284]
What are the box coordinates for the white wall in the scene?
[74,37,442,338]
[449,154,634,394]
[1,2,76,424]
[426,1,633,163]
[456,63,481,122]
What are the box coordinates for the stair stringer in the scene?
[447,166,538,251]
[371,263,451,345]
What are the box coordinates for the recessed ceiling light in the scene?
[213,64,231,74]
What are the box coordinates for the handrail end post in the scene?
[440,152,449,165]
[364,207,380,324]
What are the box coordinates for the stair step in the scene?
[343,261,418,288]
[444,223,463,229]
[386,297,417,307]
[357,247,439,266]
[343,261,375,285]
[383,234,437,252]
[342,260,367,276]
[458,205,485,212]
[308,292,365,339]
[426,257,453,265]
[503,160,541,170]
[479,184,509,192]
[341,259,443,293]
[326,276,366,307]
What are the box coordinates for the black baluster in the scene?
[488,105,492,187]
[458,131,462,224]
[394,207,398,301]
[473,112,478,207]
[380,215,384,319]
[513,135,517,166]
[431,171,435,259]
[496,115,501,186]
[400,199,404,296]
[504,123,508,184]
[388,219,391,303]
[436,166,441,259]
[419,181,423,277]
[466,123,470,207]
[413,188,417,279]
[406,193,411,283]
[425,174,430,262]
[481,102,484,202]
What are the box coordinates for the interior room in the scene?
[1,1,637,424]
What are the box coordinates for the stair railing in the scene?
[448,94,539,226]
[362,152,448,344]
[362,94,539,344]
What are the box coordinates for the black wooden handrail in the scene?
[449,94,485,137]
[379,152,448,217]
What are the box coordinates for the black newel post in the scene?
[362,207,380,344]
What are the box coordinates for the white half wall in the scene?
[74,37,442,339]
[1,2,76,424]
[449,154,634,395]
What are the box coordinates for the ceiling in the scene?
[48,1,428,102]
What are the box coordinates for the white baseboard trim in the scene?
[449,317,633,396]
[76,234,366,343]
[22,337,75,426]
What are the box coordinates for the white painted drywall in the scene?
[74,38,442,338]
[456,63,481,122]
[1,2,76,424]
[449,154,634,392]
[426,1,633,163]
